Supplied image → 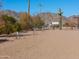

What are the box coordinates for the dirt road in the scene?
[0,30,79,59]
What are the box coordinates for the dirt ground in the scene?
[0,30,79,59]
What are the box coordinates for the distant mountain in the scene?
[0,10,79,26]
[0,10,19,20]
[66,15,79,24]
[34,12,79,26]
[0,10,20,26]
[35,12,66,25]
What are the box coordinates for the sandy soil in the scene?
[0,30,79,59]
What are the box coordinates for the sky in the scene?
[1,0,79,16]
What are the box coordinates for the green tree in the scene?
[1,15,21,34]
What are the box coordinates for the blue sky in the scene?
[2,0,79,16]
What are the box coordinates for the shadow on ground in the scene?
[0,39,9,43]
[0,33,35,37]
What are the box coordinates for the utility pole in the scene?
[77,17,79,29]
[74,16,79,29]
[28,0,33,30]
[28,0,30,17]
[57,8,63,30]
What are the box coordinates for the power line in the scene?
[0,0,3,10]
[38,0,43,13]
